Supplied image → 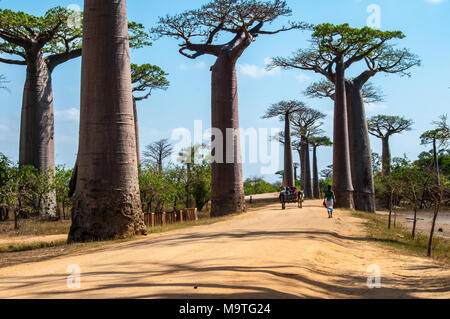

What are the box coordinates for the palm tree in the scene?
[68,0,146,242]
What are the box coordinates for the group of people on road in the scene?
[281,184,336,218]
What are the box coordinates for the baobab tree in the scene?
[368,115,414,176]
[290,104,326,199]
[262,101,304,188]
[270,23,420,211]
[131,64,169,166]
[309,137,333,199]
[420,115,449,185]
[143,139,174,172]
[152,0,309,217]
[0,7,151,216]
[68,0,146,242]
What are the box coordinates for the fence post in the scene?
[162,212,166,226]
[151,213,155,227]
[180,210,184,222]
[194,208,198,221]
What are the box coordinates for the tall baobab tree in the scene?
[143,138,174,171]
[131,64,169,166]
[270,23,419,211]
[152,0,309,217]
[309,137,333,199]
[0,7,151,216]
[420,115,449,185]
[291,105,326,199]
[0,7,82,216]
[368,115,414,176]
[68,0,146,243]
[305,79,384,210]
[262,100,304,188]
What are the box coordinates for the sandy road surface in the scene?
[0,201,449,299]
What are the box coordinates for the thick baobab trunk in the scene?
[298,148,305,192]
[132,98,141,168]
[69,0,146,242]
[312,146,320,199]
[333,58,354,209]
[346,82,375,212]
[304,140,313,198]
[283,114,295,188]
[381,136,391,176]
[19,53,56,217]
[210,56,245,217]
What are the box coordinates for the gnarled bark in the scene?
[381,136,392,176]
[346,81,375,212]
[19,53,56,217]
[283,114,295,188]
[312,145,320,199]
[303,140,313,198]
[210,56,245,217]
[132,98,141,168]
[333,57,354,209]
[68,0,146,243]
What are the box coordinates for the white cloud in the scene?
[179,61,206,71]
[295,73,311,83]
[366,103,388,114]
[238,58,280,78]
[55,108,80,122]
[426,0,444,3]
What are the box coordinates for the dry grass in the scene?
[352,211,450,265]
[0,218,71,237]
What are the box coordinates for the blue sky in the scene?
[0,0,449,183]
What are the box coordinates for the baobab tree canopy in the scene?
[270,23,410,81]
[0,7,82,67]
[152,0,309,62]
[305,80,384,104]
[368,115,414,139]
[131,63,169,101]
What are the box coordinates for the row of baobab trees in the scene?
[0,0,422,242]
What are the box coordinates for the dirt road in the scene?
[0,201,449,299]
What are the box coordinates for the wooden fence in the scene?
[143,208,198,227]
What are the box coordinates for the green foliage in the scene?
[420,115,449,149]
[309,136,332,148]
[415,150,450,176]
[0,7,150,63]
[54,165,72,210]
[0,7,82,57]
[312,23,404,56]
[139,153,212,213]
[131,63,169,100]
[244,177,280,196]
[372,152,382,174]
[128,22,152,49]
[191,161,211,211]
[0,153,73,221]
[319,177,332,194]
